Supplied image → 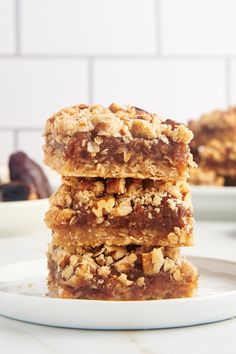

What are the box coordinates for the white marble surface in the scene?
[0,221,236,354]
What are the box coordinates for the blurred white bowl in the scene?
[192,186,236,221]
[0,165,59,236]
[0,198,49,235]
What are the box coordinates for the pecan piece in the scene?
[142,248,164,275]
[106,178,126,194]
[92,196,115,217]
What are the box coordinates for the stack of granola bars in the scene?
[44,103,198,300]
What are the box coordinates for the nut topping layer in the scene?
[45,177,193,247]
[48,243,198,300]
[44,103,194,180]
[45,103,193,143]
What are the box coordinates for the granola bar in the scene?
[188,107,236,152]
[45,177,193,247]
[200,139,236,178]
[189,166,224,186]
[47,242,198,300]
[44,104,194,180]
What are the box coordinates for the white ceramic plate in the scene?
[0,256,236,329]
[191,186,236,220]
[0,165,59,235]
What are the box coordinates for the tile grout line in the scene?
[88,57,94,104]
[0,53,234,61]
[15,0,21,55]
[225,58,231,106]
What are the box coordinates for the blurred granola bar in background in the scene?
[188,107,236,186]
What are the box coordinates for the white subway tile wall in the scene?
[160,0,236,56]
[21,0,157,55]
[0,0,235,165]
[0,0,15,54]
[0,59,89,128]
[94,59,227,122]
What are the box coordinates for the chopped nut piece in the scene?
[93,181,105,195]
[95,254,106,266]
[81,254,98,271]
[74,190,93,205]
[136,277,145,287]
[87,141,100,154]
[168,198,177,210]
[105,256,114,266]
[142,248,164,275]
[75,265,94,281]
[106,178,126,194]
[174,227,181,236]
[59,255,70,268]
[61,265,74,280]
[163,258,176,273]
[105,245,128,260]
[96,163,106,175]
[165,247,179,261]
[167,233,179,245]
[97,266,111,277]
[131,119,156,139]
[92,196,115,217]
[115,254,137,272]
[153,195,162,207]
[95,217,104,224]
[123,151,132,162]
[94,136,104,145]
[173,269,183,281]
[70,255,79,266]
[111,200,133,217]
[78,104,89,109]
[109,103,123,113]
[118,273,133,286]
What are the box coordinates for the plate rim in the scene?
[1,255,236,329]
